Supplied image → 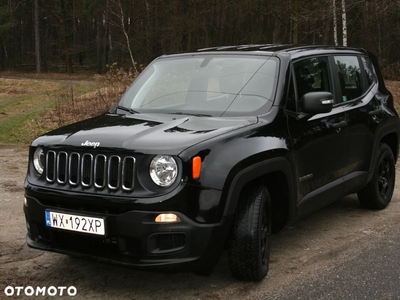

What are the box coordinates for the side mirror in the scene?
[301,92,334,114]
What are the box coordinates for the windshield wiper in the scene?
[115,105,140,114]
[169,112,212,117]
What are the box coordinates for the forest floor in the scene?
[386,81,400,112]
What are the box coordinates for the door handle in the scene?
[329,120,347,129]
[322,120,347,129]
[368,109,382,116]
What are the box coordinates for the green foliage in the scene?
[0,3,15,39]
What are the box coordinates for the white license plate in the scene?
[45,210,105,236]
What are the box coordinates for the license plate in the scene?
[45,210,105,236]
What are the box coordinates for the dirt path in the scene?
[1,145,400,299]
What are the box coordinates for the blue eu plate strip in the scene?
[45,211,51,227]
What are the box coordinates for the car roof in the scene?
[159,44,368,60]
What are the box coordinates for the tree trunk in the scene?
[290,0,299,44]
[333,0,338,46]
[0,41,5,71]
[34,0,42,73]
[341,0,347,46]
[116,0,137,72]
[96,16,103,74]
[60,0,73,74]
[375,0,381,63]
[322,9,332,45]
[144,0,150,54]
[102,0,109,72]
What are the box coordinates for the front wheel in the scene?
[357,143,396,209]
[228,184,271,281]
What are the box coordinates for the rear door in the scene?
[332,54,380,193]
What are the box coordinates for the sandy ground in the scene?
[1,145,400,299]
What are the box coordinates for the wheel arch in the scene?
[380,132,399,162]
[363,124,399,185]
[223,157,295,233]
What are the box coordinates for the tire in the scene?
[228,184,271,281]
[357,143,396,209]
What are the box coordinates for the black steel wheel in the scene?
[228,183,271,281]
[358,143,395,209]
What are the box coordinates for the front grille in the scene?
[45,151,135,192]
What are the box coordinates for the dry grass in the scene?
[0,78,64,100]
[43,63,139,128]
[385,81,400,113]
[0,76,96,143]
[0,65,136,144]
[0,70,94,81]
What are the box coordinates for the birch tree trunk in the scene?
[113,0,137,72]
[342,0,347,46]
[333,0,338,46]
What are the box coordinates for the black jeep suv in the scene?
[24,45,399,281]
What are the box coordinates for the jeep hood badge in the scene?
[81,140,100,148]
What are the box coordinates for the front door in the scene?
[286,56,347,216]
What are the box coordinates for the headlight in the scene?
[33,147,45,174]
[149,155,178,187]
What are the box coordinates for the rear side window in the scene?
[334,56,362,102]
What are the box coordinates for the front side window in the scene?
[293,56,333,109]
[334,56,363,101]
[119,55,279,117]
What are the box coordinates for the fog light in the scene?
[24,197,28,206]
[155,213,181,223]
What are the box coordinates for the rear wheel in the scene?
[228,184,271,281]
[357,143,395,209]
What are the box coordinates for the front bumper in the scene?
[24,195,232,272]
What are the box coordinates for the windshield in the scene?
[119,55,279,117]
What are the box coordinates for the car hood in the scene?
[33,113,258,154]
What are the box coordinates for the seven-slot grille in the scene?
[45,151,135,192]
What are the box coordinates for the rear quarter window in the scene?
[361,56,377,88]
